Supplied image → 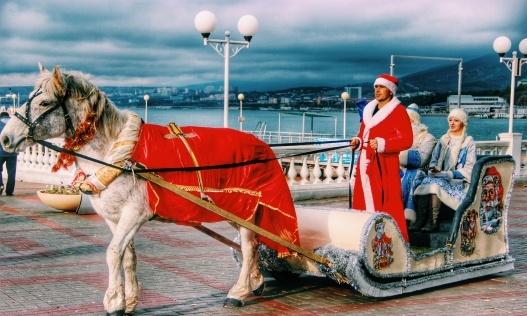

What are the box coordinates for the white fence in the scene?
[8,137,527,195]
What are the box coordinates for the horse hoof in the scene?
[106,310,125,316]
[223,297,244,308]
[252,282,265,296]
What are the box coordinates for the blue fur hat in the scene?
[356,98,368,122]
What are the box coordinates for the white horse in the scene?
[0,65,298,315]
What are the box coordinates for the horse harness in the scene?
[14,88,76,143]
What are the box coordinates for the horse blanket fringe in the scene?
[131,123,300,256]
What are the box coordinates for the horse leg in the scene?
[224,225,263,307]
[104,220,140,315]
[249,245,264,296]
[123,241,139,314]
[250,208,265,296]
[103,208,146,315]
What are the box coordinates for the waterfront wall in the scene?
[5,136,526,199]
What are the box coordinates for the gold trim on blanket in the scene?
[160,182,262,198]
[167,123,207,196]
[260,201,297,220]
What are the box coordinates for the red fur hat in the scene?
[482,166,503,200]
[374,74,399,95]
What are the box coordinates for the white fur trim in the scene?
[399,150,408,166]
[359,149,375,211]
[362,97,400,143]
[374,77,397,95]
[376,137,386,153]
[407,109,421,124]
[405,208,416,224]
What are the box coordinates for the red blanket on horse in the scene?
[131,124,300,256]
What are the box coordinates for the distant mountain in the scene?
[0,54,514,98]
[398,54,511,94]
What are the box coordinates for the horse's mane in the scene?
[38,68,127,140]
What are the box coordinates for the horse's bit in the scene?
[14,88,76,141]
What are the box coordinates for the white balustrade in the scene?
[8,137,527,195]
[280,139,527,188]
[11,138,74,185]
[312,155,322,184]
[287,157,298,184]
[323,154,334,184]
[475,140,509,156]
[299,157,309,185]
[336,155,346,183]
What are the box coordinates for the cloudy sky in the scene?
[1,0,526,90]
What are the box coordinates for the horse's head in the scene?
[0,64,98,153]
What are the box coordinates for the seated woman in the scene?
[399,104,436,231]
[413,108,476,232]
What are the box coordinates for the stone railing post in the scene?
[498,132,522,175]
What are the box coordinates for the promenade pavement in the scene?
[0,181,526,315]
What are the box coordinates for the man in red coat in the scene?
[350,74,413,241]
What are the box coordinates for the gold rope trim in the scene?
[259,201,297,220]
[168,123,206,194]
[156,183,262,197]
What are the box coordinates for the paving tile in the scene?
[0,182,526,315]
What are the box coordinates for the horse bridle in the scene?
[14,88,76,142]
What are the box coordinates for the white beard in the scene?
[482,199,499,211]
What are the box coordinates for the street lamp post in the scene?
[238,93,245,131]
[340,91,350,138]
[143,94,150,123]
[492,36,527,133]
[194,10,258,128]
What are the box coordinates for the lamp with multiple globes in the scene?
[194,11,258,128]
[492,36,527,133]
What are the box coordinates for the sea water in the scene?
[127,106,527,141]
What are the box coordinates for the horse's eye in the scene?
[41,101,50,107]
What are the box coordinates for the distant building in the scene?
[447,95,507,114]
[430,102,447,113]
[280,97,290,104]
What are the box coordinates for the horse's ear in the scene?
[38,62,47,73]
[51,66,65,97]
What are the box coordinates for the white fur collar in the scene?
[362,97,400,129]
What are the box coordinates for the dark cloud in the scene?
[1,0,526,89]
